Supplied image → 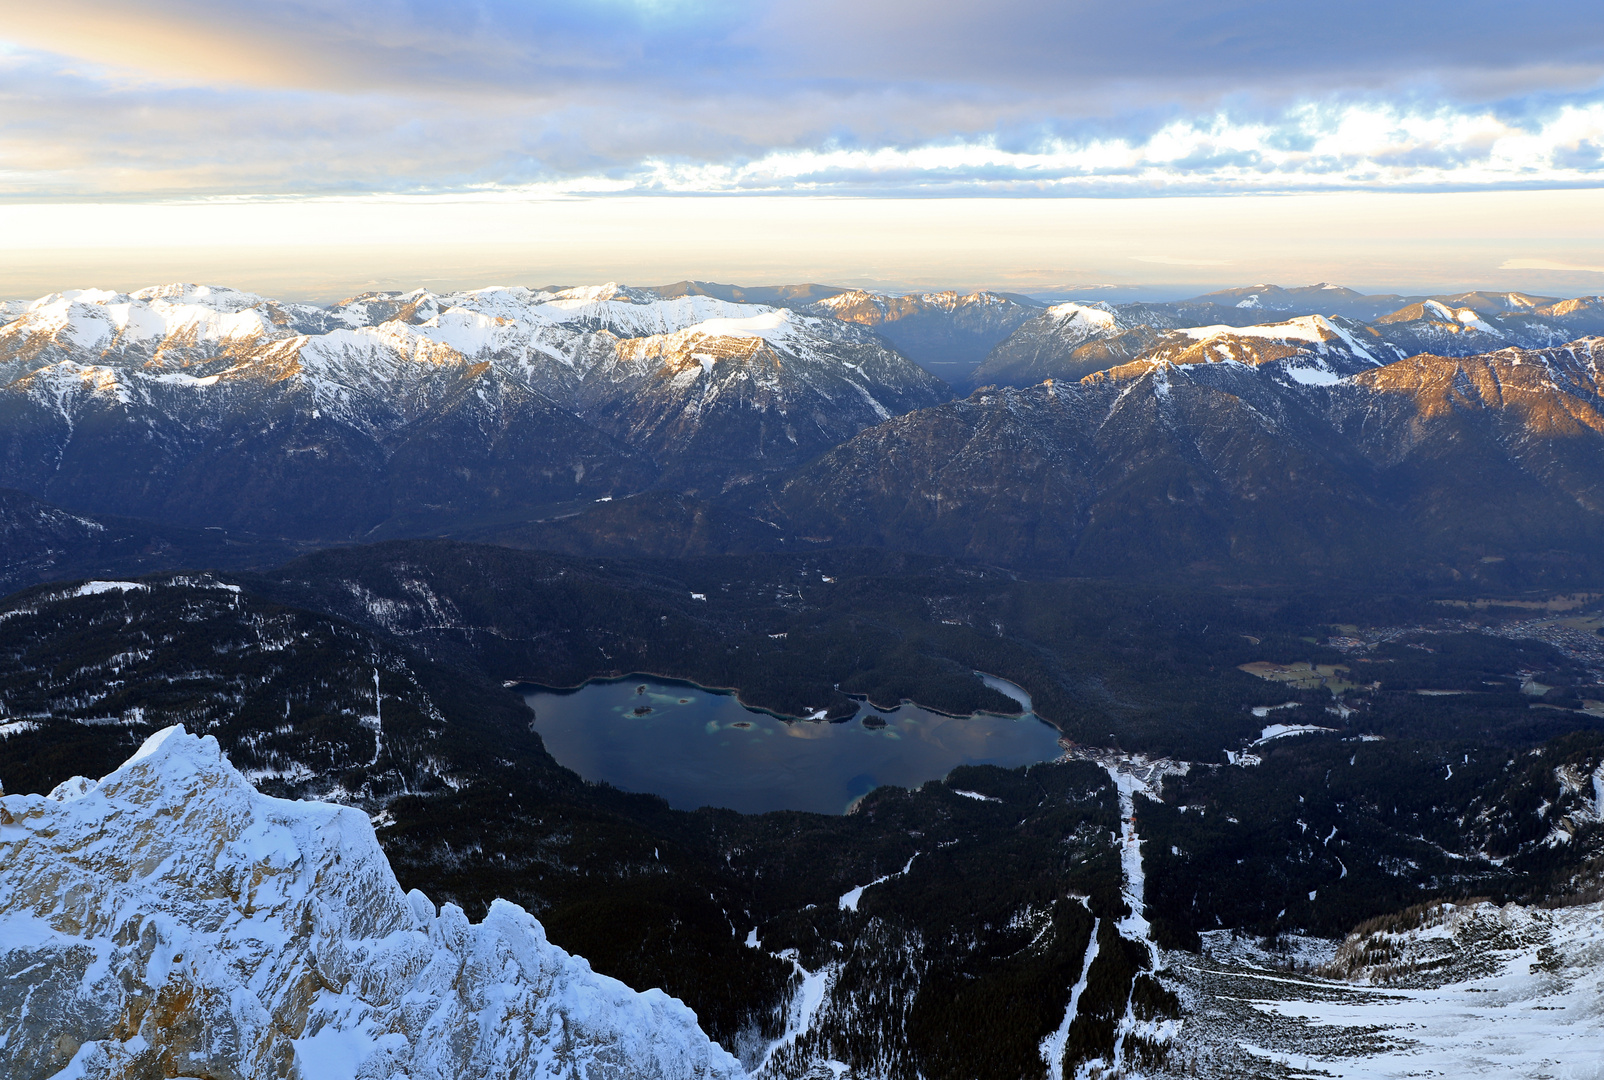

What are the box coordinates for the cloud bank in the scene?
[2,0,1603,198]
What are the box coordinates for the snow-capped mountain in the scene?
[956,286,1604,392]
[1367,297,1604,356]
[966,301,1162,388]
[0,284,340,372]
[584,307,947,489]
[0,283,947,537]
[0,726,743,1079]
[1127,314,1396,384]
[1114,284,1604,339]
[1370,299,1517,355]
[967,311,1391,391]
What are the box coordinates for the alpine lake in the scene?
[519,675,1066,815]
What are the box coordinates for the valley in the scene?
[3,276,1604,1078]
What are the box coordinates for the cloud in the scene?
[1501,258,1604,273]
[17,0,1602,99]
[2,0,1604,199]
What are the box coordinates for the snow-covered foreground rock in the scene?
[0,726,745,1080]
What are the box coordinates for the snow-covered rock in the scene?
[966,300,1158,387]
[1136,313,1396,384]
[0,726,745,1080]
[1172,897,1604,1078]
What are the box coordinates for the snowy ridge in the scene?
[0,726,743,1080]
[325,284,798,344]
[0,285,325,371]
[1177,313,1381,362]
[1170,899,1604,1077]
[534,290,780,338]
[1044,300,1119,329]
[1083,313,1396,389]
[616,307,885,368]
[811,287,1026,319]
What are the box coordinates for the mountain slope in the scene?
[0,487,300,596]
[1181,283,1415,321]
[582,307,948,490]
[805,288,1041,382]
[777,362,1391,573]
[967,301,1161,388]
[0,726,744,1080]
[776,339,1604,581]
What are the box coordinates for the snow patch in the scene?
[838,854,917,912]
[66,580,149,598]
[1254,723,1336,745]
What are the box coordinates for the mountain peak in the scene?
[0,725,745,1080]
[128,282,271,311]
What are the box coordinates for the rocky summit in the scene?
[0,726,743,1080]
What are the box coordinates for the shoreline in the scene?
[507,669,1056,730]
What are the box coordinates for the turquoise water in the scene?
[520,676,1064,815]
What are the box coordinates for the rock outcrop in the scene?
[0,726,744,1080]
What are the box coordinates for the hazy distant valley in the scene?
[3,276,1603,1079]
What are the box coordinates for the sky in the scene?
[2,0,1603,299]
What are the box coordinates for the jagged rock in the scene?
[0,726,744,1080]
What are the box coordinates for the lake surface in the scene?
[520,676,1065,815]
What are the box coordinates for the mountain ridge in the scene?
[775,338,1604,581]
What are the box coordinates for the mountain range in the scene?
[778,333,1604,582]
[5,257,1604,1078]
[5,280,1604,588]
[0,283,945,539]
